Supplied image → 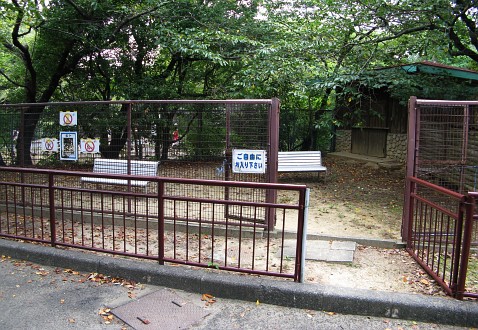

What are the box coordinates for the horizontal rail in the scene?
[408,176,466,201]
[415,99,478,106]
[406,176,476,299]
[0,99,275,108]
[1,166,305,191]
[0,166,307,281]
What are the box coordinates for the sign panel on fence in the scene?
[42,138,59,152]
[60,132,78,161]
[232,149,266,174]
[80,138,100,153]
[59,111,78,126]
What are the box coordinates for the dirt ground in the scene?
[279,155,405,240]
[278,155,450,297]
[3,154,471,298]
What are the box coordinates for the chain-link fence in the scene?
[0,99,280,227]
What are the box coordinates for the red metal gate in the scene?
[404,97,478,299]
[0,167,308,282]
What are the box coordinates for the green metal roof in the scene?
[396,61,478,81]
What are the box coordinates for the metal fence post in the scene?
[48,173,56,247]
[298,188,309,283]
[158,180,165,265]
[456,194,476,299]
[266,98,280,230]
[403,96,417,241]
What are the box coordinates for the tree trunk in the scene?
[16,106,44,166]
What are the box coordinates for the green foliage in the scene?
[3,0,478,158]
[184,110,226,159]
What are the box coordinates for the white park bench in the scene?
[278,151,327,179]
[80,158,159,193]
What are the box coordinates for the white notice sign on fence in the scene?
[232,149,266,174]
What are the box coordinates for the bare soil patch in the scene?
[279,156,451,297]
[279,155,405,240]
[4,155,475,298]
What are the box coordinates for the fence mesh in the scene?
[0,100,277,225]
[406,98,478,299]
[412,102,478,244]
[415,104,478,194]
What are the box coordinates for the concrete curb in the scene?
[1,239,477,327]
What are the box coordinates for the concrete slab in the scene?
[331,240,356,251]
[327,249,355,263]
[306,248,330,261]
[281,239,356,263]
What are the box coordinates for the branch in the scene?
[368,24,437,44]
[0,70,27,88]
[62,0,90,19]
[448,27,478,62]
[113,6,165,36]
[11,0,37,100]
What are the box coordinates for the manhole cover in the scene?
[112,289,210,329]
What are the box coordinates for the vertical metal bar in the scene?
[198,201,202,263]
[451,200,466,297]
[28,182,33,237]
[60,189,65,242]
[238,205,243,268]
[173,199,177,259]
[251,205,257,270]
[224,202,228,266]
[112,194,116,251]
[186,199,189,262]
[90,191,94,248]
[134,196,138,254]
[279,208,286,274]
[80,190,84,246]
[294,188,307,282]
[430,208,440,272]
[127,103,132,213]
[266,98,280,230]
[459,105,469,193]
[211,203,215,266]
[70,189,75,245]
[403,96,418,241]
[224,104,231,220]
[101,193,105,250]
[3,184,8,234]
[406,179,416,250]
[455,196,475,299]
[425,208,433,265]
[436,212,445,279]
[299,188,310,283]
[145,196,150,255]
[123,194,127,253]
[158,181,165,265]
[48,173,56,247]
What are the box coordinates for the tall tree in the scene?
[0,0,163,164]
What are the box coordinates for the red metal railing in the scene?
[406,176,476,299]
[0,166,307,281]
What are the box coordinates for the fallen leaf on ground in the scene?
[201,293,216,305]
[420,279,430,285]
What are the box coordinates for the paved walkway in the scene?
[0,239,477,328]
[0,256,465,330]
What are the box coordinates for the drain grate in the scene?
[112,289,210,329]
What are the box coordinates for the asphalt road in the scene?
[0,255,467,330]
